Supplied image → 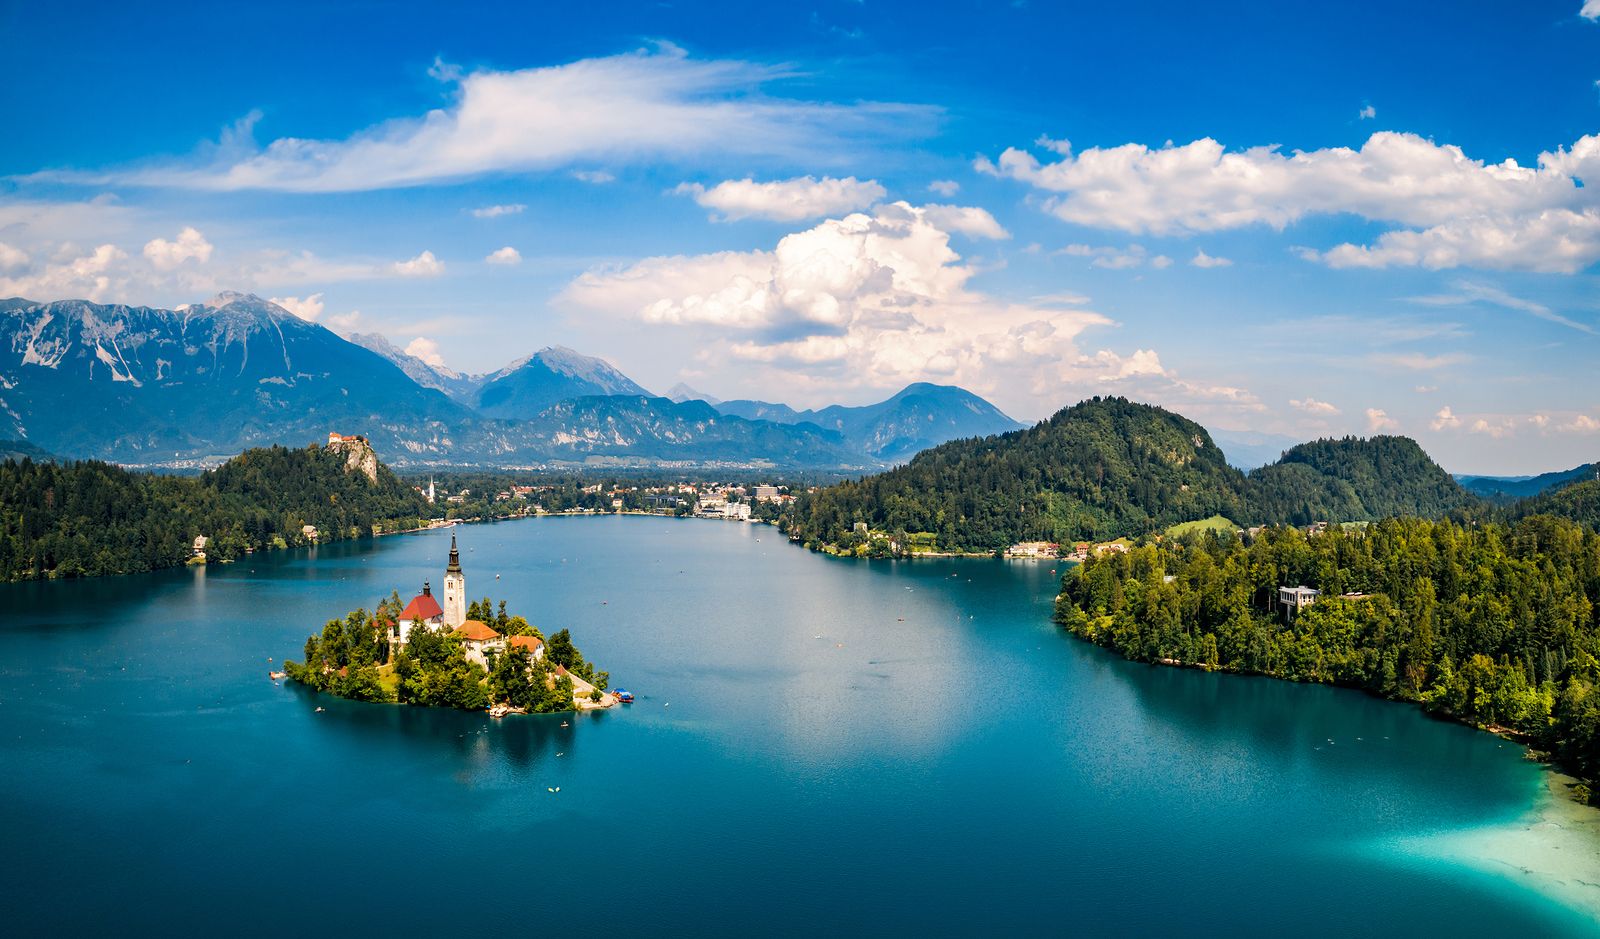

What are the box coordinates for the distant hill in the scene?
[519,396,865,467]
[0,437,431,579]
[1208,429,1299,470]
[1508,478,1600,530]
[1458,463,1597,501]
[787,396,1249,552]
[718,382,1024,462]
[665,382,720,406]
[347,331,481,401]
[1246,436,1473,525]
[473,346,650,419]
[0,439,54,462]
[787,398,1483,553]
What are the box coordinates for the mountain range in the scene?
[0,293,1022,469]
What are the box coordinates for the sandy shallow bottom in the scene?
[1390,770,1600,923]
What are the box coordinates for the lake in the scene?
[1,515,1595,935]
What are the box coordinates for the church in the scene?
[390,535,469,647]
[387,535,539,668]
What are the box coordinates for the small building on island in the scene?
[508,634,546,661]
[454,619,503,668]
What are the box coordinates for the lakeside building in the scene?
[1278,585,1320,617]
[391,535,470,649]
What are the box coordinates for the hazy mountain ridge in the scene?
[717,382,1025,462]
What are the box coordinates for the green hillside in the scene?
[786,398,1484,555]
[0,441,430,579]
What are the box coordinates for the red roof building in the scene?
[398,584,445,623]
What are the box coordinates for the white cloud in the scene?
[1359,105,1376,120]
[1430,406,1461,430]
[470,203,525,218]
[485,246,522,265]
[572,170,616,184]
[0,242,29,273]
[918,204,1009,239]
[978,130,1600,273]
[1563,414,1600,433]
[1584,1,1600,20]
[1470,417,1514,438]
[1366,408,1399,432]
[78,46,935,192]
[1407,280,1595,334]
[1291,397,1340,415]
[142,226,213,271]
[404,337,448,368]
[393,250,444,277]
[559,201,1256,418]
[927,179,961,196]
[1058,243,1162,269]
[0,243,127,302]
[269,292,325,321]
[675,176,887,222]
[1370,352,1469,370]
[1190,249,1232,268]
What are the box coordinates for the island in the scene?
[285,535,617,716]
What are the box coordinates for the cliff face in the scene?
[332,436,379,483]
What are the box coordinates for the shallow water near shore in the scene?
[1,515,1596,935]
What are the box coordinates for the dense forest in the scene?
[1055,516,1600,796]
[0,443,431,580]
[784,397,1479,555]
[286,594,606,713]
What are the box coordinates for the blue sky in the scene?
[2,0,1599,473]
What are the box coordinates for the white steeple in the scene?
[442,534,466,628]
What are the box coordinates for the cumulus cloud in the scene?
[393,250,444,277]
[978,130,1600,272]
[485,246,522,265]
[1366,408,1399,432]
[269,292,325,321]
[918,204,1009,239]
[1291,397,1340,415]
[1584,1,1600,20]
[1359,105,1376,120]
[559,201,1257,418]
[470,203,525,218]
[0,207,390,304]
[404,337,448,368]
[0,242,29,273]
[675,175,886,222]
[1190,249,1232,268]
[1430,406,1461,430]
[927,179,961,196]
[142,226,213,271]
[74,46,935,192]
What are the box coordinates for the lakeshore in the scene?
[3,514,1599,933]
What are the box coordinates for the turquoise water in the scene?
[0,516,1592,935]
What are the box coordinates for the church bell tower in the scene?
[442,534,466,628]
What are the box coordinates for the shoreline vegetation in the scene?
[1051,516,1600,804]
[285,595,611,716]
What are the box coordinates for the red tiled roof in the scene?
[454,619,501,641]
[398,593,443,622]
[508,635,544,651]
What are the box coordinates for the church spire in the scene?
[447,534,461,573]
